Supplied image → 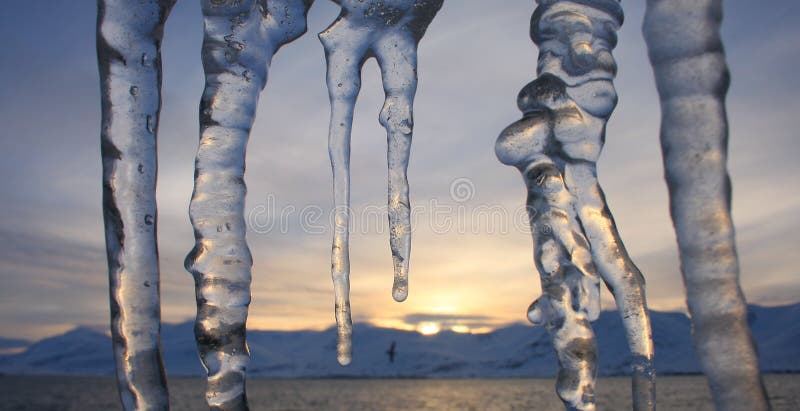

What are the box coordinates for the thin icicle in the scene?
[320,0,443,366]
[97,0,175,410]
[496,1,655,409]
[185,1,313,409]
[643,1,769,409]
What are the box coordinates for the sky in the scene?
[0,1,798,341]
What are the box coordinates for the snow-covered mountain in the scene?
[1,304,797,378]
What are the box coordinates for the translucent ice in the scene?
[496,1,655,409]
[320,0,443,366]
[184,1,313,409]
[643,1,769,409]
[97,0,175,409]
[524,161,601,411]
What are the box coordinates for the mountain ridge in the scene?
[1,304,797,378]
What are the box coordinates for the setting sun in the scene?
[417,322,441,336]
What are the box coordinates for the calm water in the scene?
[0,375,797,410]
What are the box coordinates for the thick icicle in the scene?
[98,1,175,410]
[320,0,443,365]
[185,1,313,409]
[643,1,769,409]
[495,1,655,409]
[524,161,601,411]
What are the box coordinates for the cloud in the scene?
[401,313,499,330]
[403,313,493,324]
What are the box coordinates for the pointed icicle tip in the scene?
[337,336,352,366]
[392,281,408,302]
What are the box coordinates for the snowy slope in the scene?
[0,305,796,377]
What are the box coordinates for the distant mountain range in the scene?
[1,304,797,378]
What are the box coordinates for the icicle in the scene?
[185,1,313,409]
[97,0,175,410]
[643,1,769,409]
[524,160,601,411]
[495,1,655,409]
[320,0,444,366]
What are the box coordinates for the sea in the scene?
[0,375,797,410]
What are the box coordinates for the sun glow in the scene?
[417,322,441,336]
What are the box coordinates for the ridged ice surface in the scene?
[643,1,769,410]
[524,162,601,411]
[495,1,655,409]
[185,1,313,409]
[97,1,175,410]
[320,0,443,366]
